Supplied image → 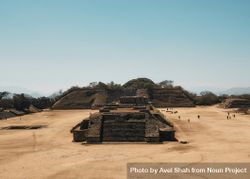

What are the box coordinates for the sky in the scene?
[0,0,250,95]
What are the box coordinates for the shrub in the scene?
[195,91,220,105]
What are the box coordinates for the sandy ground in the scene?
[0,106,250,179]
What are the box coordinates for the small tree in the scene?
[107,81,121,90]
[196,91,219,105]
[30,97,53,109]
[13,94,31,110]
[50,90,63,101]
[89,82,98,88]
[0,91,10,100]
[96,82,108,89]
[158,80,174,88]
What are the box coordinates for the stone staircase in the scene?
[81,111,175,143]
[102,113,146,142]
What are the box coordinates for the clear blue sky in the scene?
[0,0,250,94]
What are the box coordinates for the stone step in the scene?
[103,125,145,130]
[103,137,145,142]
[103,132,145,137]
[103,122,145,130]
[103,122,146,126]
[103,128,145,132]
[87,137,102,143]
[103,128,145,135]
[145,137,160,143]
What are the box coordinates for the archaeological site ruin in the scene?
[223,98,250,108]
[71,96,176,143]
[52,78,195,109]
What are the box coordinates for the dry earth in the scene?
[0,106,250,179]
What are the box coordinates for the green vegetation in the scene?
[0,93,53,111]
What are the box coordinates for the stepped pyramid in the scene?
[52,78,195,109]
[151,87,195,107]
[71,96,176,143]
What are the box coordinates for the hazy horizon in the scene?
[1,79,250,97]
[1,0,250,94]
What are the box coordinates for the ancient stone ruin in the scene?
[53,87,194,110]
[224,98,250,108]
[71,96,176,143]
[150,87,195,107]
[52,89,107,109]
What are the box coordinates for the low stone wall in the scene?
[73,130,88,142]
[159,128,176,141]
[224,99,250,108]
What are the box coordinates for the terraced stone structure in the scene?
[71,97,175,143]
[223,98,250,108]
[52,78,195,110]
[151,87,195,107]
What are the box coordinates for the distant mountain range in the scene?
[218,87,250,95]
[0,86,46,98]
[183,87,250,96]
